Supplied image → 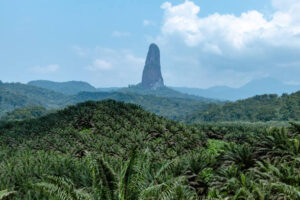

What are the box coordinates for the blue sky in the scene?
[1,0,300,88]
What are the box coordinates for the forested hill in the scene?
[0,106,49,121]
[184,92,300,123]
[28,80,215,102]
[119,84,216,101]
[0,81,213,120]
[2,99,300,199]
[5,81,300,123]
[0,100,206,155]
[0,82,67,116]
[69,91,212,120]
[28,80,98,95]
[0,100,207,199]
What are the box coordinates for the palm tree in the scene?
[209,165,266,200]
[254,127,295,159]
[251,160,300,199]
[33,149,196,200]
[86,156,117,200]
[34,175,93,200]
[177,150,217,198]
[118,149,197,200]
[221,143,257,170]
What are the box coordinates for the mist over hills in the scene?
[173,77,300,101]
[0,44,216,119]
[0,80,214,120]
[28,80,212,101]
[0,81,67,116]
[27,77,300,102]
[4,78,300,123]
[27,44,300,102]
[28,80,98,95]
[26,44,216,104]
[1,43,300,123]
[28,80,120,95]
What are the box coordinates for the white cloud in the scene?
[203,43,222,55]
[70,0,300,88]
[160,0,300,49]
[112,31,131,37]
[87,59,113,71]
[153,0,300,87]
[31,64,60,74]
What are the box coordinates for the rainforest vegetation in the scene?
[0,82,67,116]
[184,92,300,123]
[0,106,49,122]
[4,81,300,124]
[70,91,212,120]
[28,80,98,95]
[1,100,300,199]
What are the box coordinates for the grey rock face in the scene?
[141,43,164,89]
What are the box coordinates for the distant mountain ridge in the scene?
[27,80,214,102]
[28,80,120,95]
[28,80,98,95]
[0,81,214,120]
[28,78,300,101]
[173,78,300,101]
[119,85,217,102]
[2,80,300,123]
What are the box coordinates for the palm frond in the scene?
[34,175,93,200]
[0,190,16,200]
[119,149,137,200]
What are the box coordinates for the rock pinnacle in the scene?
[141,43,164,89]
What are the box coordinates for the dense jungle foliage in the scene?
[1,100,300,199]
[184,92,300,123]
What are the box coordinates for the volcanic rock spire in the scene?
[141,43,164,89]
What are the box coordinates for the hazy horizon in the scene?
[2,0,300,88]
